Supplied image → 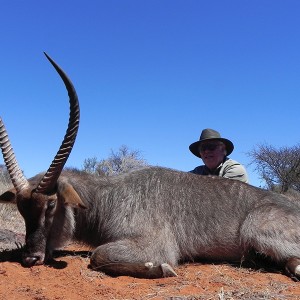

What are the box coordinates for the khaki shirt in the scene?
[190,157,249,183]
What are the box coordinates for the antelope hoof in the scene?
[161,263,177,277]
[295,265,300,276]
[286,258,300,281]
[145,262,154,269]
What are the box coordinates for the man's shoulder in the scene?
[190,165,206,175]
[223,158,243,167]
[221,157,249,183]
[221,157,247,173]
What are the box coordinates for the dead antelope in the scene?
[1,54,300,280]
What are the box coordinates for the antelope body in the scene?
[1,54,300,279]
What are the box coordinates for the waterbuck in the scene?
[1,54,300,280]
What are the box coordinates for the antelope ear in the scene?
[0,188,17,204]
[57,181,87,209]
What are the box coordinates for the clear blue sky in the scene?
[1,1,300,187]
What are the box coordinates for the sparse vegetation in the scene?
[249,143,300,193]
[82,145,148,176]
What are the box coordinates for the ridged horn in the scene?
[0,118,29,193]
[35,52,80,194]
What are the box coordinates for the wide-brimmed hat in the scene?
[189,128,234,158]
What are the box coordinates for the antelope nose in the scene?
[23,256,39,267]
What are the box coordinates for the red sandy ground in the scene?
[1,243,300,300]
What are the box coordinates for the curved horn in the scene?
[35,53,80,194]
[0,118,29,193]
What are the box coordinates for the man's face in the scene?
[198,141,226,170]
